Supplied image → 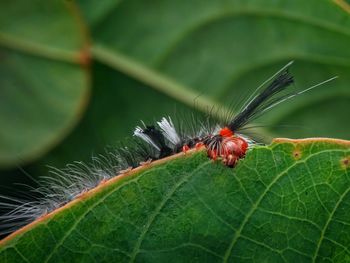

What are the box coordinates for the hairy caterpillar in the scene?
[0,61,336,237]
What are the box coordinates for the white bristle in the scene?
[157,117,181,146]
[133,126,160,151]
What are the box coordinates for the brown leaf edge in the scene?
[1,137,350,246]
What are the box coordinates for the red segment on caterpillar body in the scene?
[207,135,248,167]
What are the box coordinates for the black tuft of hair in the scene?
[142,126,173,158]
[229,67,294,131]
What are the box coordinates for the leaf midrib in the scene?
[0,33,80,63]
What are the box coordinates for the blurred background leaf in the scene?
[0,0,349,187]
[0,1,90,168]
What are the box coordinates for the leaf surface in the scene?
[1,139,350,262]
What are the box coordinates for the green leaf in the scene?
[0,0,90,167]
[1,139,350,262]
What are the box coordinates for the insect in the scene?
[133,61,336,167]
[0,61,336,236]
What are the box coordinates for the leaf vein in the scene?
[312,185,350,262]
[223,149,347,262]
[129,160,212,262]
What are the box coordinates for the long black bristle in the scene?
[229,67,294,131]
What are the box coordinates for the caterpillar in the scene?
[0,61,336,237]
